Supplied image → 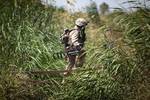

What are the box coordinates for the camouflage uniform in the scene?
[64,26,86,75]
[64,18,88,76]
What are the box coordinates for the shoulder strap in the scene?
[67,29,78,36]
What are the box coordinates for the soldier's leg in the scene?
[64,55,76,76]
[76,50,86,67]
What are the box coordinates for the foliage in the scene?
[0,0,64,70]
[56,1,150,100]
[0,0,64,99]
[86,1,101,26]
[0,0,150,100]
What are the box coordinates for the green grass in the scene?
[0,0,150,100]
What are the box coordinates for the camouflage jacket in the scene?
[68,26,86,47]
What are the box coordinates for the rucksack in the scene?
[60,29,71,47]
[60,28,86,47]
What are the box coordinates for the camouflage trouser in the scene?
[75,49,86,67]
[65,49,86,74]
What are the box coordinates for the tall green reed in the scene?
[0,0,64,99]
[57,1,150,100]
[0,0,65,70]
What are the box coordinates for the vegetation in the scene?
[0,0,150,100]
[86,0,101,26]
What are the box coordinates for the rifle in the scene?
[53,49,80,60]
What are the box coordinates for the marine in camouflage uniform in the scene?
[64,18,88,76]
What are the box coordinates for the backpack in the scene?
[60,29,71,47]
[60,28,86,47]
